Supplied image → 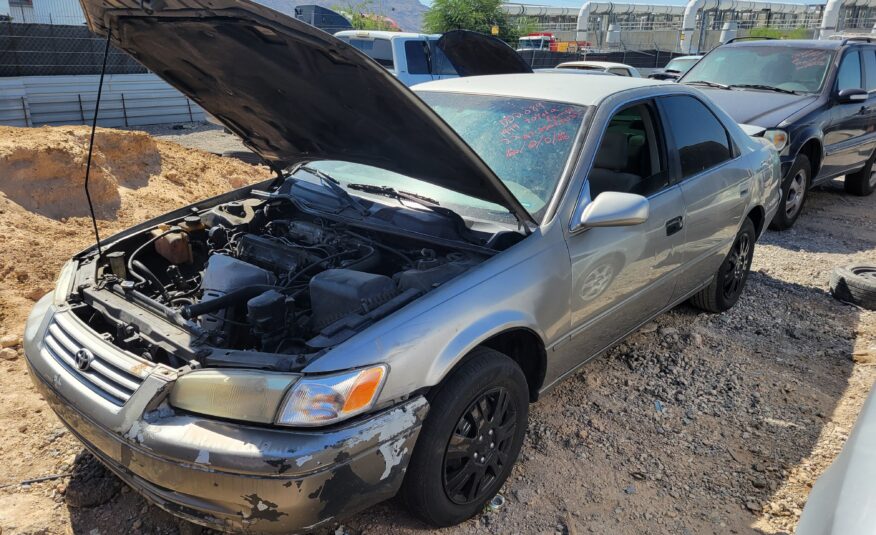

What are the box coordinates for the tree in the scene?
[423,0,517,41]
[335,1,399,32]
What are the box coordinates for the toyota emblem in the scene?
[74,348,94,371]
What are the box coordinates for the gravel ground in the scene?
[131,122,249,155]
[0,125,873,535]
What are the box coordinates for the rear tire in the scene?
[690,218,756,313]
[770,154,810,230]
[401,347,528,528]
[844,154,876,196]
[830,264,876,310]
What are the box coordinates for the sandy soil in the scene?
[0,125,873,535]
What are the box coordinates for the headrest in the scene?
[595,130,628,170]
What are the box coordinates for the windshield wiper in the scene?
[729,83,799,95]
[348,183,440,207]
[298,165,369,216]
[685,80,731,90]
[347,183,481,245]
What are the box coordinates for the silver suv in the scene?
[24,0,781,533]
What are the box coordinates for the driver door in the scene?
[553,100,686,375]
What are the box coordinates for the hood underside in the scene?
[77,0,535,225]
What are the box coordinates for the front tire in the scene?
[770,154,810,230]
[690,218,756,313]
[401,347,529,527]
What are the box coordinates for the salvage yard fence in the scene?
[0,73,205,127]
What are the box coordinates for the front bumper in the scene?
[23,296,428,533]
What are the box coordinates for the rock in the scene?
[0,348,18,361]
[624,485,636,495]
[0,334,20,348]
[658,327,679,337]
[639,322,659,334]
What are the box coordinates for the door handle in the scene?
[665,216,684,236]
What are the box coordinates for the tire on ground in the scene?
[830,264,876,310]
[844,154,876,196]
[401,346,529,528]
[770,154,810,231]
[690,218,756,313]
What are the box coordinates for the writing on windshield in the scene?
[498,101,582,159]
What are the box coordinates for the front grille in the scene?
[43,316,148,406]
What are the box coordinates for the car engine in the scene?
[80,195,484,367]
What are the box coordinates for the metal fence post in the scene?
[186,98,193,122]
[77,94,85,124]
[121,93,128,127]
[20,97,29,127]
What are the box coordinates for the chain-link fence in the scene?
[0,22,146,77]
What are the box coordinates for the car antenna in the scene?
[83,25,113,259]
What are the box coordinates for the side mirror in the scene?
[579,191,649,228]
[837,88,868,103]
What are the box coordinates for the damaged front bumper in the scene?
[23,295,428,533]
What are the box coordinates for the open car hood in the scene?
[437,30,533,77]
[78,0,535,225]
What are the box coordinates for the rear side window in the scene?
[659,95,732,179]
[608,68,630,76]
[404,41,430,74]
[337,37,394,69]
[864,49,876,91]
[837,50,862,91]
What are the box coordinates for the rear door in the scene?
[656,94,750,300]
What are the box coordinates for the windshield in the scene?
[683,46,834,93]
[292,93,588,224]
[665,57,699,73]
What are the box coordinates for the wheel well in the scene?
[798,139,822,177]
[746,205,766,236]
[481,329,546,402]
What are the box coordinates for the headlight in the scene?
[763,129,789,152]
[53,260,75,304]
[169,370,299,424]
[276,365,387,427]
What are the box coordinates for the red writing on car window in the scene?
[792,50,829,70]
[498,102,580,159]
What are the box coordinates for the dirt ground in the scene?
[0,123,873,535]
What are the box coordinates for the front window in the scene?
[296,94,588,223]
[683,46,834,94]
[336,36,394,69]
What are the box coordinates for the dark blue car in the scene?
[680,37,876,229]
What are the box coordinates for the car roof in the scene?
[723,39,843,49]
[333,30,439,39]
[557,61,632,69]
[414,73,667,106]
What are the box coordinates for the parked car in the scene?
[333,30,458,86]
[649,55,703,81]
[25,0,781,533]
[680,38,876,230]
[797,384,876,535]
[555,60,642,77]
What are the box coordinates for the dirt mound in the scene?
[0,125,270,332]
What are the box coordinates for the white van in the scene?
[334,30,459,86]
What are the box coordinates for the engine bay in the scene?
[69,191,498,370]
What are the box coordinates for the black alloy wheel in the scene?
[720,230,752,302]
[400,347,528,527]
[443,387,517,505]
[690,218,756,313]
